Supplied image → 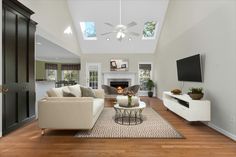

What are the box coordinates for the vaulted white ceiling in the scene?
[67,0,169,54]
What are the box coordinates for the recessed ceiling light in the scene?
[36,42,42,45]
[106,38,110,41]
[64,26,72,34]
[128,38,132,41]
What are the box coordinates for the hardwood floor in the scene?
[0,97,235,157]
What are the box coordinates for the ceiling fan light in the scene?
[116,31,125,39]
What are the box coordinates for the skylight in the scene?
[142,21,158,40]
[80,22,97,40]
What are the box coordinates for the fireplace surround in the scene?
[103,72,136,86]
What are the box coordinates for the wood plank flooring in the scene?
[0,97,235,157]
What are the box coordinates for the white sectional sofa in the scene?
[38,85,104,134]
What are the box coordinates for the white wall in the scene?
[155,0,236,140]
[0,0,2,138]
[80,54,156,88]
[18,0,80,56]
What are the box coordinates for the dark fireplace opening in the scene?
[110,81,129,88]
[110,81,129,94]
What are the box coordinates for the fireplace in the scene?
[108,79,131,94]
[103,72,136,87]
[110,81,129,89]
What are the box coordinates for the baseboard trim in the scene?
[206,122,236,141]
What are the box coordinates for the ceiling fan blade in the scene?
[104,22,114,27]
[128,32,140,36]
[126,21,137,28]
[101,32,114,36]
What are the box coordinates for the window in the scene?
[142,21,158,40]
[46,69,57,81]
[138,63,152,91]
[80,22,97,40]
[61,64,80,81]
[45,63,58,81]
[89,70,98,89]
[62,70,79,81]
[86,63,101,89]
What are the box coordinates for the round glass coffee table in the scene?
[114,101,146,125]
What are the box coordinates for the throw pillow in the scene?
[47,88,63,97]
[68,84,82,97]
[63,90,76,97]
[80,86,96,98]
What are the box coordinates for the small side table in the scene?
[114,101,146,125]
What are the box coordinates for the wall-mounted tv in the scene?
[176,54,202,82]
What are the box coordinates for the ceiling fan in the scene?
[101,0,140,41]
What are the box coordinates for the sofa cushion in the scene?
[63,91,76,97]
[93,98,104,116]
[47,86,70,97]
[61,86,71,94]
[80,86,96,98]
[68,84,82,97]
[47,88,63,97]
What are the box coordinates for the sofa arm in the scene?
[93,89,105,98]
[38,97,94,129]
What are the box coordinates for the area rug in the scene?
[75,108,183,138]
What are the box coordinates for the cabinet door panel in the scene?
[2,3,36,135]
[17,17,28,82]
[5,9,17,84]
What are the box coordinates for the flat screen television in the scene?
[176,54,202,82]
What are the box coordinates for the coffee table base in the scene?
[114,108,144,125]
[115,117,143,125]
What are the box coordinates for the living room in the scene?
[0,0,235,156]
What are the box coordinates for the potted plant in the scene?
[188,87,204,100]
[146,79,155,97]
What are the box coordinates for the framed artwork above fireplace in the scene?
[110,59,128,71]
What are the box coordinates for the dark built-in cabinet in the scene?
[2,0,37,135]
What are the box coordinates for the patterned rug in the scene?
[75,108,183,138]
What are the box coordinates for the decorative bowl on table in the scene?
[188,93,204,100]
[171,89,182,95]
[188,87,204,100]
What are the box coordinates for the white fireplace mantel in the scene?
[102,71,137,86]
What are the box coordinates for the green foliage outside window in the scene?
[139,69,151,91]
[143,21,156,38]
[63,70,78,81]
[47,69,57,81]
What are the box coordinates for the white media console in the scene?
[163,91,211,122]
